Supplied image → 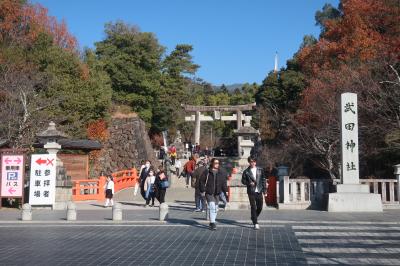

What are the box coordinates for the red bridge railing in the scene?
[72,168,138,201]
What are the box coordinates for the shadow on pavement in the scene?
[166,218,209,229]
[90,203,106,208]
[168,205,195,212]
[217,218,252,229]
[118,202,145,207]
[173,200,195,205]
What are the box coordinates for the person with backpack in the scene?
[155,167,169,204]
[183,155,196,188]
[199,158,228,230]
[241,156,267,230]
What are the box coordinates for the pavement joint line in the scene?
[0,219,399,224]
[0,224,287,228]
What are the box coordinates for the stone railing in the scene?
[360,179,399,206]
[278,177,312,209]
[278,177,335,209]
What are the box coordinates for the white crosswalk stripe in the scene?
[293,224,400,265]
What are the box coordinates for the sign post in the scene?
[29,154,57,207]
[0,154,25,207]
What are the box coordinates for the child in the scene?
[104,175,114,207]
[144,169,156,207]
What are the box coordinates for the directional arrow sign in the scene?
[1,155,24,197]
[35,158,47,165]
[8,187,16,195]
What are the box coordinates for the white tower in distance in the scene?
[274,52,278,73]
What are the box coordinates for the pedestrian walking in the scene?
[155,168,169,204]
[139,160,152,200]
[241,156,267,230]
[169,145,177,165]
[144,169,156,207]
[199,158,228,230]
[192,159,207,212]
[183,155,196,188]
[175,159,182,177]
[104,175,114,207]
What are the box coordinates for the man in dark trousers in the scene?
[199,158,228,230]
[192,159,208,212]
[241,156,267,230]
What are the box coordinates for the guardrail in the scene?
[72,168,138,201]
[281,177,311,204]
[360,179,399,204]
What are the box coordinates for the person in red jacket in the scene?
[183,155,196,188]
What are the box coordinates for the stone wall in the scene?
[95,116,157,176]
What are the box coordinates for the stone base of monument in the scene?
[278,202,311,210]
[328,184,382,212]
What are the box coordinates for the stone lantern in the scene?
[36,122,71,209]
[36,121,68,153]
[233,125,260,168]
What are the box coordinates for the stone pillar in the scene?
[283,176,290,204]
[112,203,122,221]
[21,203,32,221]
[236,110,242,129]
[159,203,169,221]
[395,164,400,202]
[328,93,382,212]
[194,111,201,146]
[237,110,242,157]
[66,201,76,221]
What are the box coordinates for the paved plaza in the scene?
[0,202,399,265]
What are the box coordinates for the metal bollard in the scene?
[112,203,122,221]
[67,201,77,221]
[21,203,32,221]
[159,203,169,221]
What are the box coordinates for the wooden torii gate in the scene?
[182,103,256,149]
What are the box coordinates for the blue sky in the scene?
[32,0,339,85]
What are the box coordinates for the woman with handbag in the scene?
[144,169,156,207]
[155,168,169,204]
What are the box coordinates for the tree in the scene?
[95,21,164,123]
[293,0,400,177]
[315,3,342,34]
[0,1,112,147]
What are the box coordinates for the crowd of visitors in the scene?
[105,143,274,231]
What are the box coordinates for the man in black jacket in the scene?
[241,156,267,230]
[199,158,228,230]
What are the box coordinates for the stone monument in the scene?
[328,93,382,212]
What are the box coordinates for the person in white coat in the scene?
[175,159,182,177]
[104,175,115,207]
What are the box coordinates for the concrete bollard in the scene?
[159,203,169,221]
[67,201,77,221]
[21,203,32,221]
[112,203,122,221]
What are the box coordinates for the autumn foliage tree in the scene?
[0,0,77,51]
[294,0,400,178]
[0,0,112,147]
